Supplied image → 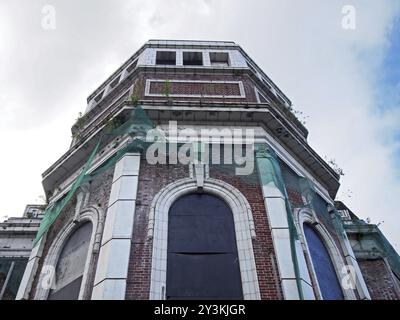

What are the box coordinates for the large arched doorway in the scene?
[166,193,243,300]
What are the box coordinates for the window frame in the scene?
[34,206,104,300]
[209,52,230,67]
[183,51,203,66]
[294,207,357,300]
[156,51,177,66]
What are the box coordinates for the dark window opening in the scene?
[210,52,229,67]
[94,90,104,103]
[156,51,177,65]
[183,51,203,66]
[0,258,28,300]
[303,223,344,300]
[126,59,138,73]
[110,75,121,89]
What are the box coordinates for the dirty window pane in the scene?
[303,223,344,300]
[48,222,92,300]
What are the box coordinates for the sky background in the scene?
[0,0,399,251]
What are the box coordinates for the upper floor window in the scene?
[156,51,176,65]
[94,90,104,103]
[109,75,121,89]
[303,223,344,300]
[210,52,229,67]
[183,51,203,66]
[126,59,138,73]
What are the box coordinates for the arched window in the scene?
[303,223,344,300]
[166,193,243,300]
[48,222,93,300]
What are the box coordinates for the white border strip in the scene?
[145,79,246,99]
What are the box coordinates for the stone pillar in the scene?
[91,153,140,300]
[255,146,314,300]
[16,235,47,300]
[330,213,371,300]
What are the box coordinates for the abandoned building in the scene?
[0,205,43,300]
[5,40,399,300]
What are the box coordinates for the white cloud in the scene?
[0,0,399,251]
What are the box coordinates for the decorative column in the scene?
[329,209,371,300]
[91,153,140,299]
[255,145,315,300]
[16,235,47,300]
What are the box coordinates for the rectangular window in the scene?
[110,75,121,89]
[94,90,104,103]
[210,52,229,67]
[156,51,176,65]
[126,59,138,73]
[183,51,203,66]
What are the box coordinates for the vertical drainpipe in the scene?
[255,144,315,300]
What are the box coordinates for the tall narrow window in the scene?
[48,222,92,300]
[166,193,243,300]
[303,223,344,300]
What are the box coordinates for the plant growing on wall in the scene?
[162,79,171,98]
[72,112,86,141]
[287,105,309,126]
[162,79,173,105]
[130,78,145,107]
[200,83,214,103]
[104,115,122,133]
[324,157,345,176]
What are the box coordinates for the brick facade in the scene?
[358,259,400,300]
[23,40,391,301]
[124,160,282,300]
[141,73,258,103]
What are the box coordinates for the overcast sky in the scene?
[0,0,399,251]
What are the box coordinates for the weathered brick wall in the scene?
[141,72,258,103]
[125,160,282,300]
[125,160,190,300]
[358,259,400,300]
[149,81,242,97]
[210,166,283,300]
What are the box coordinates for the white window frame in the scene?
[34,205,104,300]
[147,178,260,300]
[145,79,246,99]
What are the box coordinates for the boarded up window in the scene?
[166,193,243,300]
[303,224,344,300]
[48,222,92,300]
